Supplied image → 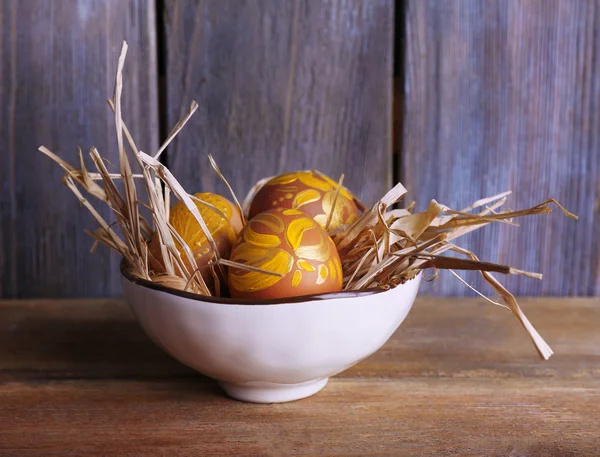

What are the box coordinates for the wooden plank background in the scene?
[162,0,393,205]
[403,0,600,297]
[0,0,598,298]
[0,0,158,298]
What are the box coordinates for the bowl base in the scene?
[219,378,328,403]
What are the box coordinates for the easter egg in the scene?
[248,171,360,231]
[149,192,243,290]
[228,208,343,300]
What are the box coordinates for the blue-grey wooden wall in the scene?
[0,0,159,297]
[0,0,597,298]
[402,0,599,296]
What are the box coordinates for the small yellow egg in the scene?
[149,192,243,292]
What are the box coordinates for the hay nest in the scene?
[40,42,577,360]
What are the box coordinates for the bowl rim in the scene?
[119,259,411,306]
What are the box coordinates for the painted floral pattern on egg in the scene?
[248,171,360,232]
[149,192,243,293]
[228,208,343,300]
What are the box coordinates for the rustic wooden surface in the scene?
[1,297,598,456]
[162,0,394,205]
[0,0,158,298]
[402,0,600,296]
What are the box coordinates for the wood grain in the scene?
[0,0,158,298]
[162,0,394,207]
[0,297,598,455]
[402,0,600,296]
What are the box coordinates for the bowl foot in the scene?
[219,378,329,403]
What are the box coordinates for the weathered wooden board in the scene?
[162,0,394,206]
[1,297,598,455]
[0,0,158,297]
[402,0,600,296]
[2,0,599,299]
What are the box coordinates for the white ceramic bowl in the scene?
[121,264,421,403]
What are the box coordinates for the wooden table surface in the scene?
[0,297,598,456]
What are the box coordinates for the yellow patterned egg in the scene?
[248,171,360,231]
[228,208,343,300]
[149,192,243,292]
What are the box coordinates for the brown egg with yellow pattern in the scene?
[248,171,360,232]
[228,208,343,300]
[149,192,243,292]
